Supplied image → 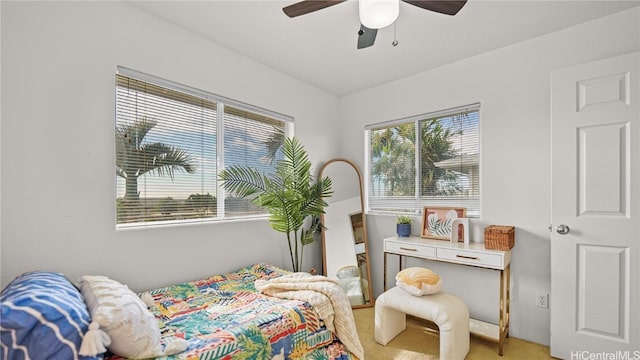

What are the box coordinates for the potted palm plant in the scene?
[396,215,412,237]
[219,137,332,272]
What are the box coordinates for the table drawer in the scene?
[385,240,435,258]
[437,247,503,269]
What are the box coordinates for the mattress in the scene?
[106,263,356,360]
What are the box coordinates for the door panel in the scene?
[577,244,628,341]
[578,123,628,216]
[551,52,639,358]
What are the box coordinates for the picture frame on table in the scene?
[421,206,467,241]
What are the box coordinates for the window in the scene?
[115,67,291,228]
[365,103,480,217]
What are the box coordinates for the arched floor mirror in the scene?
[319,158,373,308]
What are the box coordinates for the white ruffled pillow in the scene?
[395,267,442,296]
[77,275,188,359]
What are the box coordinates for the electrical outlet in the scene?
[536,293,549,308]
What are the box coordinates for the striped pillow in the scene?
[0,271,101,360]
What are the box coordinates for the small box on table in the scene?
[484,225,515,250]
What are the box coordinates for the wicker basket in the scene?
[484,225,515,250]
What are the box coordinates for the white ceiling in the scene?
[128,0,639,96]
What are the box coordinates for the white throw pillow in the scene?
[395,267,442,296]
[77,275,188,359]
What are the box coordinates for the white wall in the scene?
[0,1,341,291]
[339,7,640,346]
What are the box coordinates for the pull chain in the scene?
[392,21,399,47]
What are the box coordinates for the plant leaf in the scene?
[217,137,332,271]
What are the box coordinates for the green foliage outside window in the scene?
[368,105,480,216]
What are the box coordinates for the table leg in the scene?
[498,264,511,356]
[384,252,388,292]
[506,264,511,338]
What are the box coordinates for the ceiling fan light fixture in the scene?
[359,0,399,29]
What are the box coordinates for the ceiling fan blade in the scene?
[283,0,346,17]
[402,0,468,16]
[357,24,378,49]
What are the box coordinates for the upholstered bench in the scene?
[375,286,470,360]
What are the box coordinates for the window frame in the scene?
[364,103,481,217]
[115,67,293,229]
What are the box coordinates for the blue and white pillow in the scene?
[1,271,101,360]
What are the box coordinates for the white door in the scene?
[551,52,639,358]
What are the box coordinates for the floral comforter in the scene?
[106,263,355,360]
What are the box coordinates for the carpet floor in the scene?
[352,307,554,359]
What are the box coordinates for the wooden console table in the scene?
[383,236,512,356]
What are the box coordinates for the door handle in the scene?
[556,224,570,235]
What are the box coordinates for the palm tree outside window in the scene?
[366,103,480,217]
[115,68,291,228]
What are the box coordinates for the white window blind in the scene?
[115,68,290,228]
[365,103,480,217]
[223,106,285,216]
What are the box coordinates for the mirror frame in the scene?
[319,158,374,308]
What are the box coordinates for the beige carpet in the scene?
[353,307,554,359]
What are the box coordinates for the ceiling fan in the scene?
[283,0,468,49]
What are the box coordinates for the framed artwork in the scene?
[421,207,467,241]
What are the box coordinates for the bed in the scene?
[1,263,363,360]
